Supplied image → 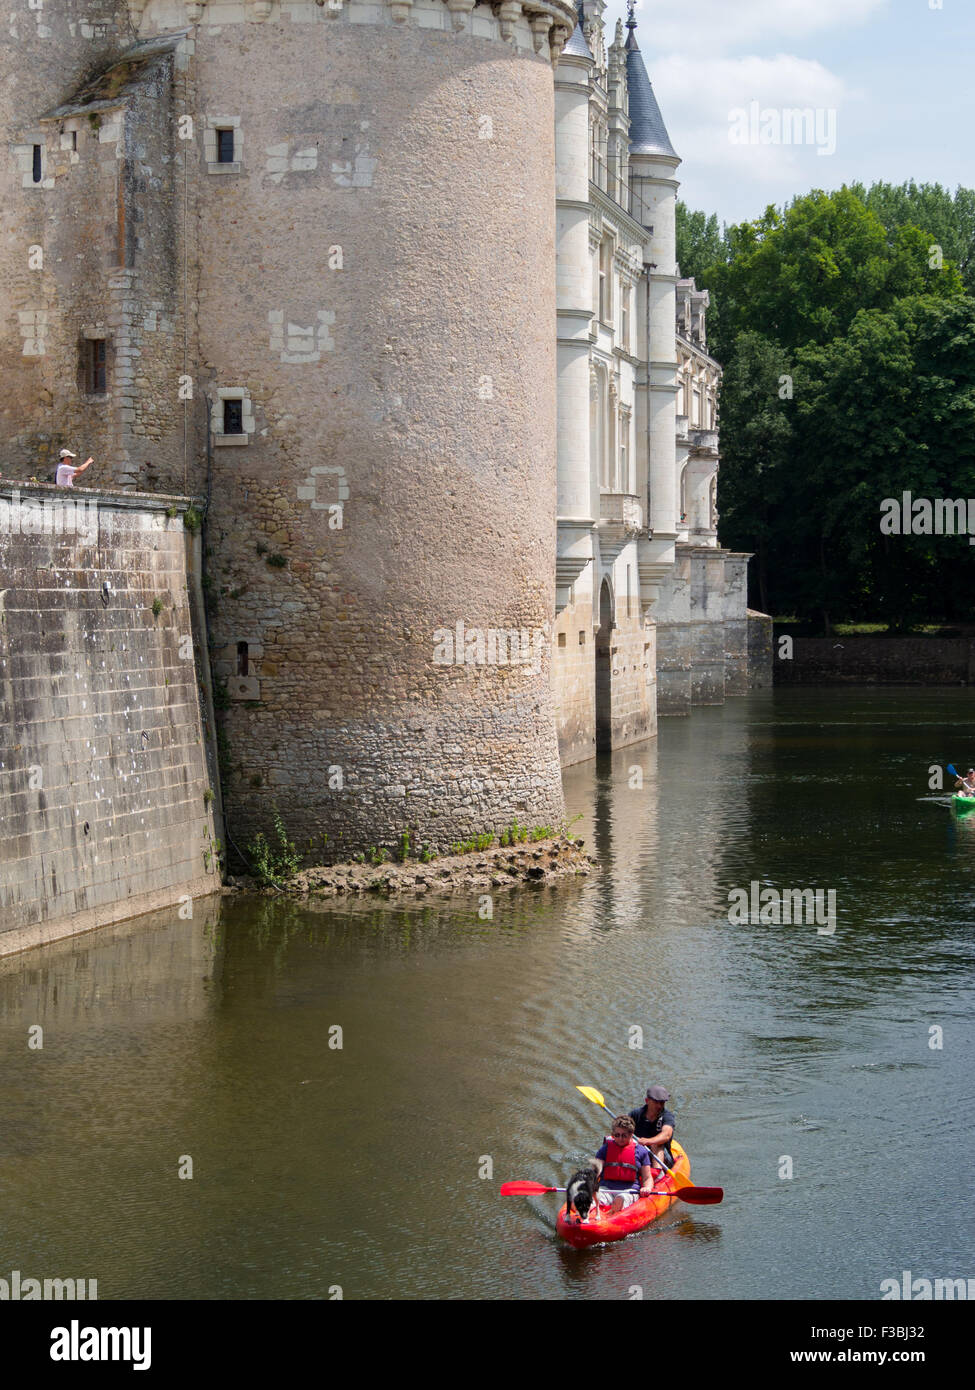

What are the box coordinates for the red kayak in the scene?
[556,1141,690,1248]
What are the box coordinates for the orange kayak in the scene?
[556,1141,690,1248]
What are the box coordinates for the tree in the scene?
[713,332,794,615]
[705,188,964,363]
[850,180,975,295]
[675,203,728,284]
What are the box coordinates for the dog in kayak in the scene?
[564,1166,599,1223]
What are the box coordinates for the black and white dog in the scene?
[565,1166,599,1223]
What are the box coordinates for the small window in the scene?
[216,129,235,164]
[237,641,249,676]
[71,131,78,152]
[85,339,107,394]
[223,399,243,435]
[557,632,566,649]
[32,145,42,183]
[579,631,585,645]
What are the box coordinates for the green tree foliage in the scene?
[714,332,794,615]
[850,180,975,294]
[706,189,963,363]
[676,203,729,283]
[686,184,975,628]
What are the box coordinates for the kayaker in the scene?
[592,1115,656,1214]
[629,1084,676,1168]
[954,769,975,797]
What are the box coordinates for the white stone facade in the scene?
[552,2,759,756]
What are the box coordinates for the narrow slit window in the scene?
[32,145,42,183]
[237,642,249,676]
[85,339,107,394]
[216,129,235,164]
[223,399,243,435]
[71,131,78,152]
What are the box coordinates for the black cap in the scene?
[646,1084,669,1101]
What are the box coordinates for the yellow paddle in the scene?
[575,1085,710,1196]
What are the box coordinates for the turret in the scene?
[2,1,579,860]
[623,3,682,605]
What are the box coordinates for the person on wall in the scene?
[55,449,93,487]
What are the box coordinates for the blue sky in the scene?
[607,0,975,227]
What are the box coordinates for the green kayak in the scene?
[952,794,975,813]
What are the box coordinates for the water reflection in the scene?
[0,690,973,1298]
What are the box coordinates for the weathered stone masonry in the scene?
[2,2,578,880]
[0,484,220,953]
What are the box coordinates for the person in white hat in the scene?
[56,449,93,487]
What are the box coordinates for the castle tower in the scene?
[554,9,595,628]
[623,7,682,607]
[2,1,578,861]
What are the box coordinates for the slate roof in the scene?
[563,2,593,60]
[625,22,678,160]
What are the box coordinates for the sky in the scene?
[607,0,975,227]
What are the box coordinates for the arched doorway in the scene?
[595,578,613,753]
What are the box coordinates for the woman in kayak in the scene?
[592,1115,657,1214]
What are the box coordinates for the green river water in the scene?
[1,688,973,1300]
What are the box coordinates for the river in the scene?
[1,688,973,1300]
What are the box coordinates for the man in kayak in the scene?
[592,1115,656,1214]
[954,768,975,797]
[629,1084,676,1169]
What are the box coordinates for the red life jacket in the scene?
[602,1138,640,1185]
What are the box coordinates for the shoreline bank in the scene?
[225,835,597,900]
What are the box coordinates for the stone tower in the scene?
[1,1,576,861]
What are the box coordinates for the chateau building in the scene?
[1,0,768,903]
[552,1,759,761]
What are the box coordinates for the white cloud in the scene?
[654,54,861,200]
[624,0,889,54]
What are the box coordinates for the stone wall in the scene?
[0,7,202,492]
[552,591,596,765]
[0,483,220,954]
[747,610,773,689]
[181,13,572,860]
[654,547,770,712]
[773,634,975,686]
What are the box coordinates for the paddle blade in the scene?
[666,1166,694,1190]
[948,764,958,778]
[500,1181,558,1196]
[674,1185,723,1205]
[576,1085,610,1111]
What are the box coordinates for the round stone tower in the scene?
[142,0,575,859]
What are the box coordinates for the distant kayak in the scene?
[556,1140,690,1248]
[952,794,975,814]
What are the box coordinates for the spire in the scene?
[625,4,678,160]
[562,0,593,60]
